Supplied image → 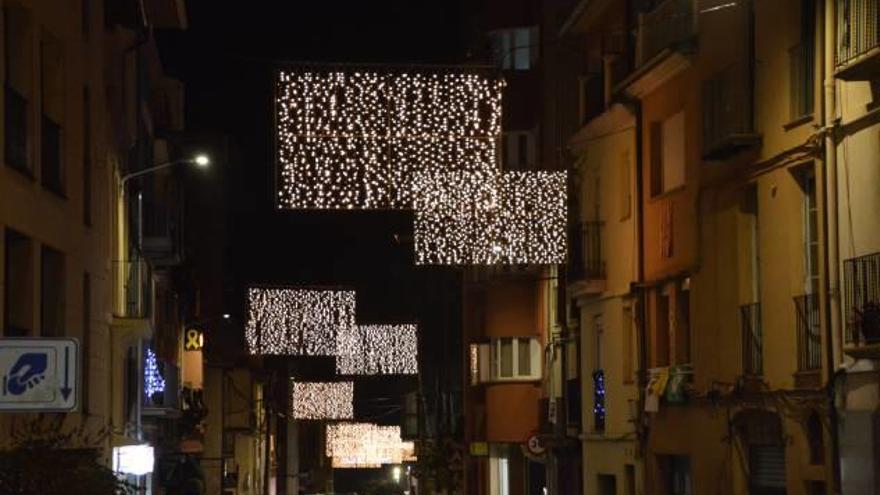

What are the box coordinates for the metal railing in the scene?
[569,221,606,281]
[843,252,880,344]
[837,0,879,66]
[113,259,151,319]
[794,294,821,371]
[740,302,763,376]
[4,85,28,172]
[638,0,695,66]
[702,63,755,156]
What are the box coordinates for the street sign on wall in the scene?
[0,338,78,412]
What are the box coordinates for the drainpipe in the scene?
[821,0,843,491]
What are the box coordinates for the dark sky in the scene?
[158,3,476,484]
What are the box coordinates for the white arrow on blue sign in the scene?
[0,338,78,412]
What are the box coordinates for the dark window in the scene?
[4,229,32,336]
[81,0,90,39]
[82,272,90,414]
[83,87,91,225]
[659,455,692,495]
[675,282,691,364]
[4,5,30,174]
[790,0,816,119]
[124,346,138,425]
[40,245,65,337]
[598,474,616,495]
[653,288,671,367]
[40,37,64,195]
[807,412,824,464]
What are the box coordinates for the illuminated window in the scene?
[494,337,541,380]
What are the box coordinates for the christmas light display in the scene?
[276,69,504,210]
[144,347,165,397]
[326,423,415,468]
[336,324,419,375]
[290,381,354,420]
[245,287,356,355]
[592,369,606,431]
[413,170,567,265]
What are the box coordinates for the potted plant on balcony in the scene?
[855,301,880,344]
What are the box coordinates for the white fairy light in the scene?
[245,287,356,355]
[290,380,354,420]
[276,69,503,210]
[326,423,415,468]
[336,324,419,375]
[413,170,567,265]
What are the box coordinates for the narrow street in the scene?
[1,1,879,494]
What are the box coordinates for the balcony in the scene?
[4,85,28,173]
[794,294,822,375]
[835,0,880,80]
[843,252,880,356]
[636,0,696,68]
[113,259,152,319]
[702,64,761,160]
[142,197,183,266]
[740,302,763,376]
[568,221,606,298]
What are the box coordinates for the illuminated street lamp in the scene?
[120,153,210,189]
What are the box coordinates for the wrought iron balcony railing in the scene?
[702,63,761,160]
[836,0,879,75]
[113,259,151,319]
[843,251,880,345]
[740,302,763,376]
[794,294,822,371]
[568,221,606,282]
[637,0,695,67]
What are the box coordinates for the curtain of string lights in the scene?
[275,68,567,265]
[326,423,415,468]
[413,170,567,264]
[336,324,419,375]
[290,381,355,420]
[276,70,503,210]
[245,287,356,356]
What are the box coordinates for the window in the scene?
[625,465,636,495]
[749,445,787,494]
[674,281,691,365]
[579,73,604,125]
[4,229,33,336]
[491,27,538,70]
[807,412,824,465]
[83,87,91,225]
[40,35,64,195]
[652,287,671,367]
[790,0,816,120]
[801,168,819,295]
[598,474,617,495]
[503,131,535,170]
[650,111,686,196]
[471,337,541,382]
[123,346,138,426]
[623,305,634,383]
[742,185,761,302]
[81,0,90,39]
[594,315,604,370]
[82,272,91,414]
[659,455,693,495]
[40,245,65,337]
[620,150,632,220]
[489,444,512,495]
[4,4,31,173]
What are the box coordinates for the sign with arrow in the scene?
[0,338,78,412]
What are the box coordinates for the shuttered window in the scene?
[749,445,787,493]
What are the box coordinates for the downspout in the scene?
[821,0,843,491]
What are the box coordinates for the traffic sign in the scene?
[0,338,78,412]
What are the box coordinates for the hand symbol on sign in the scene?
[6,353,48,396]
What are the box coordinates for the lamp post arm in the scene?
[120,159,192,189]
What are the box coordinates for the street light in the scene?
[120,154,210,189]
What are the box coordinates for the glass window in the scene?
[499,337,514,377]
[518,338,531,376]
[4,229,33,336]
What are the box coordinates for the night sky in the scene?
[158,2,478,487]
